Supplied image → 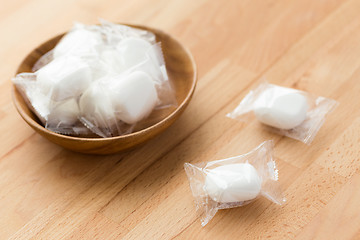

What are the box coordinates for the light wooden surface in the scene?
[2,0,360,239]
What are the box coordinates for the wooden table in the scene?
[2,0,360,239]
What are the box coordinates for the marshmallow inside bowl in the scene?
[36,55,93,101]
[12,23,197,154]
[109,71,159,125]
[16,22,177,138]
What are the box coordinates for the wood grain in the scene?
[2,0,360,239]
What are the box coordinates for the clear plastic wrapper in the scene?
[227,83,338,144]
[12,73,92,136]
[46,98,94,136]
[184,140,285,226]
[12,73,49,124]
[32,50,54,72]
[78,43,176,137]
[99,19,156,45]
[12,21,177,137]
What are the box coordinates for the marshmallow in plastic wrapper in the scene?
[32,20,157,71]
[226,82,338,144]
[12,72,93,136]
[184,140,285,227]
[78,44,176,138]
[12,21,177,137]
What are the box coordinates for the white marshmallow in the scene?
[30,90,51,123]
[204,163,262,203]
[254,87,308,130]
[116,37,153,68]
[79,82,115,128]
[53,28,102,58]
[36,56,92,101]
[110,71,158,124]
[48,98,80,126]
[99,47,126,74]
[130,44,167,84]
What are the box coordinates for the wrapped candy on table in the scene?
[184,140,285,226]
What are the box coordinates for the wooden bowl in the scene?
[12,24,197,155]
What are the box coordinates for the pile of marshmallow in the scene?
[13,21,176,137]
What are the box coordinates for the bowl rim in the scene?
[12,23,197,142]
